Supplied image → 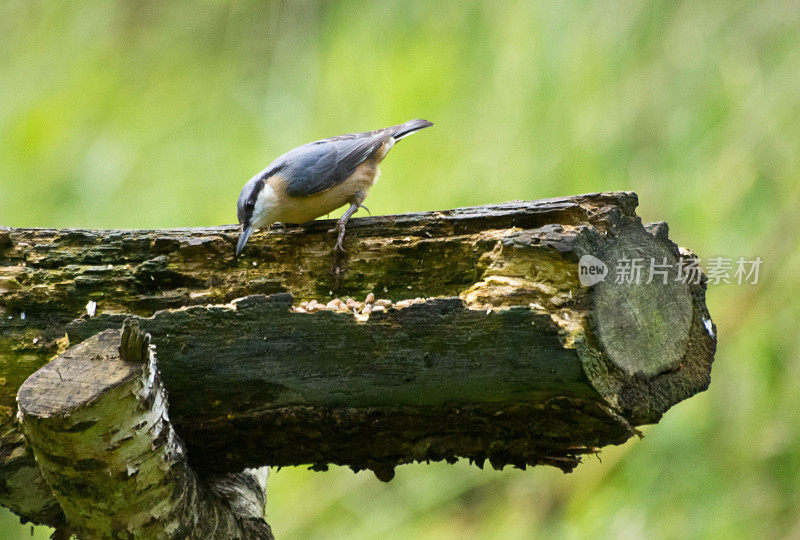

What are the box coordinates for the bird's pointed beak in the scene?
[236,224,253,257]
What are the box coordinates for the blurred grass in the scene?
[1,1,799,538]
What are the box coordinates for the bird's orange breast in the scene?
[267,161,379,224]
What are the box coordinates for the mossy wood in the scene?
[0,192,716,527]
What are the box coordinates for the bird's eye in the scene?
[246,201,255,210]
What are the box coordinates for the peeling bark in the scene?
[17,322,272,539]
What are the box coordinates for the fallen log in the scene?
[0,192,715,527]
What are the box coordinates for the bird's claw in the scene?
[333,224,348,254]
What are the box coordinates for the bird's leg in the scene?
[334,191,367,254]
[335,201,361,253]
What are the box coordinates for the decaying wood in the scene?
[0,414,65,527]
[17,321,273,539]
[0,192,716,529]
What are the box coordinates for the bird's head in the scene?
[236,175,277,256]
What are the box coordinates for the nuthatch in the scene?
[236,119,433,256]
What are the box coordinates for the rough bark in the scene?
[17,321,272,539]
[0,192,716,526]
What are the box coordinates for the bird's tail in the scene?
[391,119,434,141]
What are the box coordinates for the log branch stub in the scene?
[17,327,273,539]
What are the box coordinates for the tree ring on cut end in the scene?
[593,226,692,378]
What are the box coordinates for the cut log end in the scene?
[17,329,140,419]
[593,224,692,378]
[580,222,714,423]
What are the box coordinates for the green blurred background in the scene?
[1,1,798,538]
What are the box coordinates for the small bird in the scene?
[236,119,433,256]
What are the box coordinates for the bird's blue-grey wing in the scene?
[283,134,387,198]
